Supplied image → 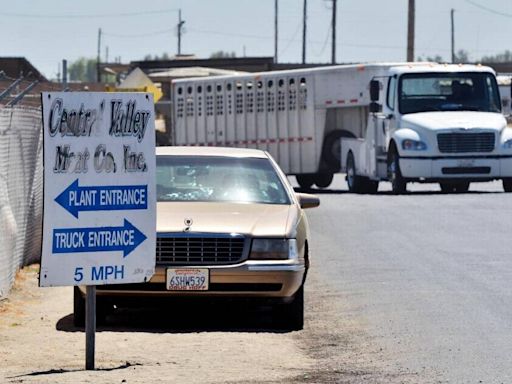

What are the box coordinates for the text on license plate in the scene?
[166,268,209,291]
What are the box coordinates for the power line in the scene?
[464,0,512,18]
[315,20,332,57]
[103,29,175,38]
[0,9,178,19]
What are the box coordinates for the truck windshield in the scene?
[398,72,501,114]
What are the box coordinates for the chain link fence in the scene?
[0,106,43,299]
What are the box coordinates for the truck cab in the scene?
[343,64,512,193]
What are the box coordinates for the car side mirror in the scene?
[296,193,320,209]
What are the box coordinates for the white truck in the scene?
[172,63,512,192]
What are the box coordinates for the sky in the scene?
[2,0,512,79]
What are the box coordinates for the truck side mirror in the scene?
[369,102,382,113]
[370,80,380,101]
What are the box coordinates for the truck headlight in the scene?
[503,139,512,149]
[249,239,298,260]
[402,139,427,151]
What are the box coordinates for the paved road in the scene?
[302,176,512,383]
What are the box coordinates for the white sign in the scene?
[40,92,156,287]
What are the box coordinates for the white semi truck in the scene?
[172,63,512,192]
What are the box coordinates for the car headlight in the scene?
[402,139,427,151]
[249,239,298,260]
[503,138,512,149]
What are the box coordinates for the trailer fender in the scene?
[321,130,356,171]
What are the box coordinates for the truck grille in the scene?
[156,235,247,265]
[437,132,495,153]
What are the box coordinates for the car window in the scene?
[156,155,291,204]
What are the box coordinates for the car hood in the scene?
[401,111,506,132]
[157,202,297,237]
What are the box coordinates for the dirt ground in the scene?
[0,265,420,384]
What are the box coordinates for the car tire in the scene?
[503,178,512,192]
[73,286,85,327]
[296,175,315,189]
[274,286,304,331]
[73,287,109,327]
[315,173,333,188]
[388,148,407,194]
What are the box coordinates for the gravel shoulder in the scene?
[1,264,420,384]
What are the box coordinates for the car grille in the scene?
[437,132,495,153]
[156,236,247,265]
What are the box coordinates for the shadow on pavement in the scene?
[56,301,293,334]
[295,187,503,196]
[8,362,140,378]
[294,187,347,194]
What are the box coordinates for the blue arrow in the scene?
[55,179,148,218]
[52,219,147,258]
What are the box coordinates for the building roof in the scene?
[0,57,47,81]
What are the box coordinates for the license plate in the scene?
[166,268,209,291]
[457,158,475,167]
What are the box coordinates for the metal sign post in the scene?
[85,285,96,370]
[39,92,156,370]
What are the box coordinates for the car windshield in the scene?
[156,155,291,204]
[398,72,501,114]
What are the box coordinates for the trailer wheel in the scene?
[315,173,333,188]
[296,175,315,189]
[387,148,407,194]
[322,130,355,171]
[346,152,365,193]
[503,179,512,192]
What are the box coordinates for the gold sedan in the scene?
[75,146,319,330]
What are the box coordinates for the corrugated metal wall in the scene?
[0,106,43,299]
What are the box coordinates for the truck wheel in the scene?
[364,179,379,194]
[274,285,304,331]
[346,152,364,193]
[322,130,355,171]
[73,286,85,327]
[296,175,315,189]
[503,179,512,192]
[315,173,333,188]
[388,149,406,194]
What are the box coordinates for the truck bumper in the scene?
[400,156,512,180]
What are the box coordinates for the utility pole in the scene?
[331,0,337,64]
[177,9,185,56]
[407,0,415,62]
[274,0,278,63]
[451,9,455,63]
[302,0,307,64]
[97,28,102,82]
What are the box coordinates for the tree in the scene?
[481,50,512,63]
[68,57,98,82]
[417,55,444,62]
[142,53,171,61]
[210,50,236,59]
[453,49,469,64]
